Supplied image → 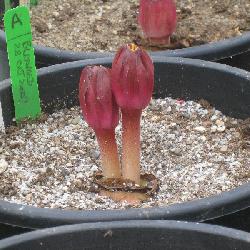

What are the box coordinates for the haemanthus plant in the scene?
[79,66,121,179]
[79,44,157,203]
[138,0,177,45]
[111,44,154,185]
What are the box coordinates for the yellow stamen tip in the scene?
[128,43,138,52]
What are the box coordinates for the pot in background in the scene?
[1,29,250,81]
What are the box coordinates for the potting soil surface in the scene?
[28,0,250,52]
[0,98,249,210]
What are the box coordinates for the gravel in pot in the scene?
[1,0,250,81]
[0,56,249,230]
[0,220,250,250]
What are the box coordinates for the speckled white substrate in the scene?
[0,98,249,210]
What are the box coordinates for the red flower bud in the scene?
[138,0,177,45]
[111,44,154,111]
[111,44,154,184]
[79,66,119,130]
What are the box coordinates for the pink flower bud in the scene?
[138,0,177,44]
[111,44,154,111]
[79,66,119,130]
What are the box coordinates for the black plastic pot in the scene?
[208,207,250,233]
[1,220,250,250]
[0,57,250,232]
[0,224,29,240]
[1,27,250,81]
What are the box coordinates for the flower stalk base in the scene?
[95,129,121,179]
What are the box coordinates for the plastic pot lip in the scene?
[2,55,250,92]
[1,220,250,248]
[35,55,250,78]
[0,56,250,229]
[1,29,250,61]
[0,181,248,229]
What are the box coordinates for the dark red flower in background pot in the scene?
[79,66,121,178]
[138,0,177,45]
[111,44,154,184]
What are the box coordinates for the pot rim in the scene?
[0,57,250,229]
[1,30,250,61]
[0,220,250,248]
[0,182,248,229]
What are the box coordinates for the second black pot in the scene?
[0,220,250,250]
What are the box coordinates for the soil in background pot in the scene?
[29,0,250,52]
[0,96,249,210]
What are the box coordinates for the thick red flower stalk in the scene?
[79,66,121,178]
[111,44,154,184]
[138,0,177,45]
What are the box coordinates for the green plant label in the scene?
[4,6,41,122]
